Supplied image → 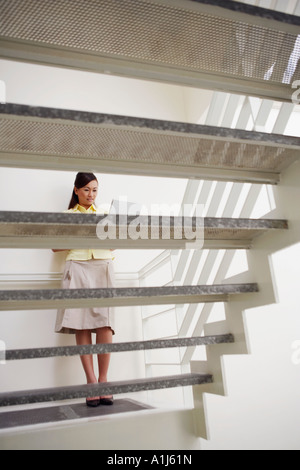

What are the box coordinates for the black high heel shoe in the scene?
[86,398,101,407]
[100,397,114,406]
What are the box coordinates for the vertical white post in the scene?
[0,340,6,365]
[0,80,6,104]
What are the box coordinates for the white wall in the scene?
[0,59,188,119]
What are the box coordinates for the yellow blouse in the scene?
[64,203,114,261]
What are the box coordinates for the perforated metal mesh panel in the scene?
[0,113,298,174]
[0,0,299,85]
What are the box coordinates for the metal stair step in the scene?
[0,284,258,311]
[0,210,288,249]
[0,373,213,407]
[1,104,300,184]
[0,0,299,101]
[5,334,235,361]
[0,399,153,430]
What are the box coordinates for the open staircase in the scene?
[0,0,299,447]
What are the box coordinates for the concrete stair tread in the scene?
[0,210,288,249]
[5,334,235,361]
[0,373,213,407]
[0,283,259,310]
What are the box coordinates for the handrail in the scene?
[138,251,172,280]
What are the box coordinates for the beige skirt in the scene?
[55,259,116,335]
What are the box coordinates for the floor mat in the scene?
[0,399,153,430]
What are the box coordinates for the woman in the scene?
[54,172,115,407]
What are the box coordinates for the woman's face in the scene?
[74,179,98,209]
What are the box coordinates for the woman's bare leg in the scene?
[96,327,113,399]
[75,330,99,400]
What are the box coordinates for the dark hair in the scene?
[68,172,98,209]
